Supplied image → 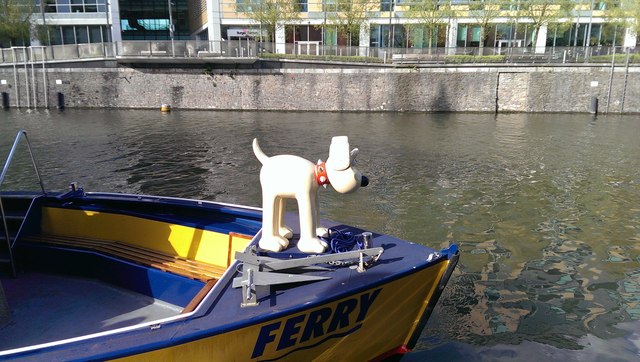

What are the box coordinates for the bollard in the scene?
[590,96,598,114]
[1,92,8,109]
[361,232,373,249]
[57,92,65,110]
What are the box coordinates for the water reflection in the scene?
[0,109,639,360]
[406,320,640,361]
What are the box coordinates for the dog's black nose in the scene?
[360,175,369,187]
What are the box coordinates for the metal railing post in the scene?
[11,48,19,109]
[0,130,47,276]
[42,48,49,109]
[22,48,31,109]
[30,48,37,108]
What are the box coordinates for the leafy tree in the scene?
[592,0,625,47]
[546,20,573,47]
[237,0,301,42]
[518,0,573,49]
[403,0,453,50]
[324,0,370,48]
[35,24,52,46]
[468,0,503,53]
[610,0,640,39]
[0,0,36,47]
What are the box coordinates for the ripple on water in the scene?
[1,110,640,359]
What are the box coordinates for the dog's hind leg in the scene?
[259,195,289,252]
[276,197,293,240]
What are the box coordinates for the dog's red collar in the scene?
[315,161,330,186]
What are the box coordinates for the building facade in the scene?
[29,0,638,52]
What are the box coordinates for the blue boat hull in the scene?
[0,191,458,361]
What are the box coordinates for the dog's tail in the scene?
[252,138,269,165]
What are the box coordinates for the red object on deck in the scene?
[370,345,412,362]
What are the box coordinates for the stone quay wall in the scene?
[1,61,638,114]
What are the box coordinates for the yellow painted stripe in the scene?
[41,207,231,267]
[229,232,253,265]
[402,259,450,347]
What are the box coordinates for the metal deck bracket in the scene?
[232,245,384,307]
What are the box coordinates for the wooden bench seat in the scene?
[21,234,227,282]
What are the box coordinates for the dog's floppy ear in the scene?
[328,136,351,171]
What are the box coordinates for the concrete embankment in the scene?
[0,60,638,113]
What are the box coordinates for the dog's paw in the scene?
[277,234,290,248]
[297,237,328,254]
[279,226,293,240]
[316,227,328,238]
[259,235,289,252]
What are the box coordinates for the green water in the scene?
[1,109,638,361]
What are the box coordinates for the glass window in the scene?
[369,24,380,47]
[408,25,445,48]
[103,27,110,42]
[76,26,89,43]
[120,0,189,40]
[323,0,335,11]
[62,27,76,44]
[573,23,586,47]
[369,24,395,48]
[57,0,71,12]
[495,23,513,41]
[380,0,393,12]
[236,0,255,12]
[43,0,55,13]
[471,26,481,42]
[85,0,98,12]
[325,27,337,46]
[50,26,63,45]
[457,26,465,42]
[298,0,307,12]
[71,0,84,12]
[89,26,103,43]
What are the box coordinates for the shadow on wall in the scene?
[429,82,453,112]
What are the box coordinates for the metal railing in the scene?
[1,41,638,66]
[0,130,46,276]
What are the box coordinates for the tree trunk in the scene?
[532,26,540,50]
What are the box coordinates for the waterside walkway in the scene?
[1,40,639,67]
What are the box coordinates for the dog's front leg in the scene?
[296,193,328,254]
[312,190,328,238]
[259,195,289,252]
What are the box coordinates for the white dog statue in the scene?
[253,136,369,254]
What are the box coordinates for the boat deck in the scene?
[0,272,182,350]
[0,221,456,361]
[0,191,457,360]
